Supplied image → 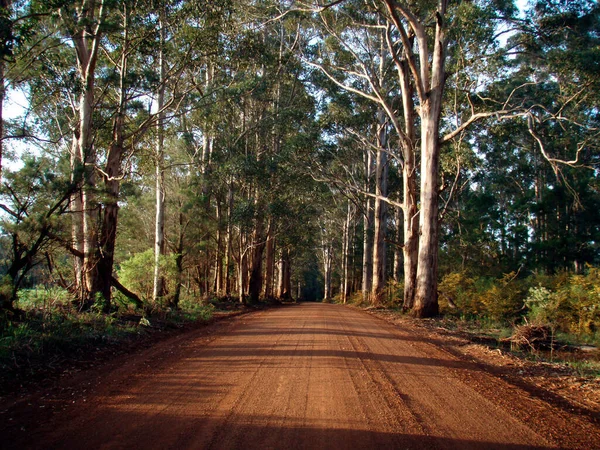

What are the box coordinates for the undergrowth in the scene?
[0,287,216,389]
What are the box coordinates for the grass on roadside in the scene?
[0,287,216,392]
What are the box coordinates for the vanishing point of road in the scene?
[3,303,600,449]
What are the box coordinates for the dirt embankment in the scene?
[2,302,599,449]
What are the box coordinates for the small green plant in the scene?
[16,286,72,309]
[176,295,215,322]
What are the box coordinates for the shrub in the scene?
[476,272,527,323]
[525,268,600,337]
[439,272,477,314]
[16,286,72,310]
[440,271,527,323]
[117,250,178,308]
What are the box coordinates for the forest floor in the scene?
[1,302,599,449]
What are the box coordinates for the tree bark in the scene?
[61,0,106,307]
[283,250,291,299]
[97,141,121,309]
[239,231,248,303]
[248,205,266,304]
[97,15,129,309]
[402,139,418,310]
[263,223,275,299]
[413,4,447,318]
[173,210,185,309]
[341,201,352,304]
[371,112,389,305]
[277,248,291,299]
[70,132,84,300]
[224,183,234,296]
[362,149,374,303]
[393,204,402,283]
[152,7,167,304]
[214,197,223,296]
[402,166,419,310]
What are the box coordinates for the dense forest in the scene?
[0,0,598,340]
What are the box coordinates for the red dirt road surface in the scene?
[2,302,600,449]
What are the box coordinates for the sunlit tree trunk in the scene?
[393,203,402,283]
[322,240,333,301]
[153,7,167,304]
[277,248,291,299]
[341,201,352,303]
[413,3,447,318]
[59,0,107,306]
[70,132,84,299]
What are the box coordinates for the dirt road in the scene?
[3,303,600,449]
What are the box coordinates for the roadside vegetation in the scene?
[339,268,600,377]
[0,284,221,394]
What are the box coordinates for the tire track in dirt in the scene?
[362,310,600,449]
[333,308,429,446]
[335,307,553,449]
[3,303,600,450]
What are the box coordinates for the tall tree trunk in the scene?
[362,149,374,303]
[263,224,275,299]
[70,133,84,299]
[277,248,291,299]
[277,254,284,298]
[248,206,266,304]
[414,103,441,317]
[342,201,352,304]
[97,123,122,310]
[238,232,248,303]
[413,7,447,318]
[398,51,419,310]
[152,9,167,304]
[214,198,223,296]
[283,250,291,299]
[393,203,402,283]
[371,112,388,305]
[79,86,100,305]
[97,13,129,310]
[173,211,185,309]
[322,240,332,302]
[224,183,234,296]
[59,0,107,307]
[402,150,419,310]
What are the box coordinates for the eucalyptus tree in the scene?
[296,0,531,316]
[443,0,600,276]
